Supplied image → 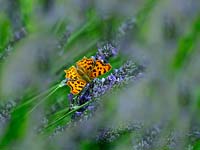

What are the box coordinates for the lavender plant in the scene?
[41,43,144,134]
[0,0,200,150]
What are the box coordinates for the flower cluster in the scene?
[95,43,118,62]
[133,124,162,149]
[96,122,143,143]
[0,100,17,124]
[115,17,137,43]
[0,27,26,61]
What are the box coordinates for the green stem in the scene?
[15,84,59,111]
[27,86,61,115]
[44,99,93,130]
[14,79,66,116]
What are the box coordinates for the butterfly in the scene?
[64,56,112,95]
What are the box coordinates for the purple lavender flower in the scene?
[72,111,83,120]
[107,74,117,83]
[96,122,142,142]
[133,124,162,150]
[96,43,118,62]
[67,93,73,104]
[75,111,82,116]
[87,105,95,111]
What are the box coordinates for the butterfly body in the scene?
[76,66,92,82]
[64,56,111,95]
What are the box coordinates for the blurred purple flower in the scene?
[75,111,82,116]
[96,122,142,142]
[87,105,95,111]
[68,93,73,104]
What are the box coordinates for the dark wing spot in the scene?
[69,84,73,89]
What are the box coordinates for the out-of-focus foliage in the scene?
[0,0,200,150]
[0,13,12,52]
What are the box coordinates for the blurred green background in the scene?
[0,0,200,149]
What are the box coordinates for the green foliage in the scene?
[172,15,200,71]
[0,104,29,148]
[0,13,12,52]
[19,0,36,32]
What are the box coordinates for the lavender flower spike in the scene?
[73,59,144,108]
[96,43,118,62]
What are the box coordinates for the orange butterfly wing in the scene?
[90,60,112,78]
[64,66,81,80]
[76,56,95,74]
[67,79,87,95]
[64,66,87,95]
